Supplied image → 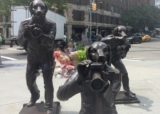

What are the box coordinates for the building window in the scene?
[104,16,109,24]
[68,0,89,5]
[92,13,97,23]
[72,10,85,21]
[110,17,114,24]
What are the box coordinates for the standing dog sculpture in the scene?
[18,0,56,113]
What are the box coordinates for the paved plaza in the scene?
[0,38,160,114]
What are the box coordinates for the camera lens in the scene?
[91,78,104,90]
[91,72,105,92]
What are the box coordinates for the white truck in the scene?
[11,6,67,40]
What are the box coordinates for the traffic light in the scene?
[92,2,97,11]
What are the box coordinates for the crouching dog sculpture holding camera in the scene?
[18,0,60,114]
[57,42,121,114]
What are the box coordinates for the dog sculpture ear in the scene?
[86,47,92,60]
[44,3,48,14]
[112,27,119,36]
[29,1,34,15]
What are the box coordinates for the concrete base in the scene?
[115,91,140,104]
[19,102,60,114]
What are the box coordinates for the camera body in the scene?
[102,36,130,59]
[103,36,125,49]
[87,62,110,92]
[26,24,42,38]
[31,24,42,38]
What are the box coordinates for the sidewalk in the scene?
[0,43,160,114]
[0,58,160,114]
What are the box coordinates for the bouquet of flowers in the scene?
[53,49,87,78]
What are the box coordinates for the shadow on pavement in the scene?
[123,95,153,111]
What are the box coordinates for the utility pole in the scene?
[89,0,93,42]
[0,45,2,65]
[0,31,2,65]
[89,0,97,42]
[0,55,2,65]
[95,1,103,35]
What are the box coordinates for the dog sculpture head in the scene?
[112,25,127,37]
[87,41,111,64]
[29,0,48,22]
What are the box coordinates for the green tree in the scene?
[0,0,12,16]
[51,0,67,15]
[121,5,160,32]
[0,0,67,16]
[12,0,32,6]
[12,0,67,15]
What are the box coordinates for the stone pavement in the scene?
[0,58,160,114]
[1,39,160,114]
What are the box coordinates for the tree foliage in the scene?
[0,0,67,16]
[51,0,67,15]
[121,5,160,31]
[0,0,12,16]
[13,0,67,15]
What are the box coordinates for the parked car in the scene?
[127,33,142,44]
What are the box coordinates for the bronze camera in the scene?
[26,24,42,38]
[88,62,109,92]
[31,24,42,38]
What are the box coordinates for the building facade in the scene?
[0,0,155,41]
[65,0,122,40]
[65,0,155,40]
